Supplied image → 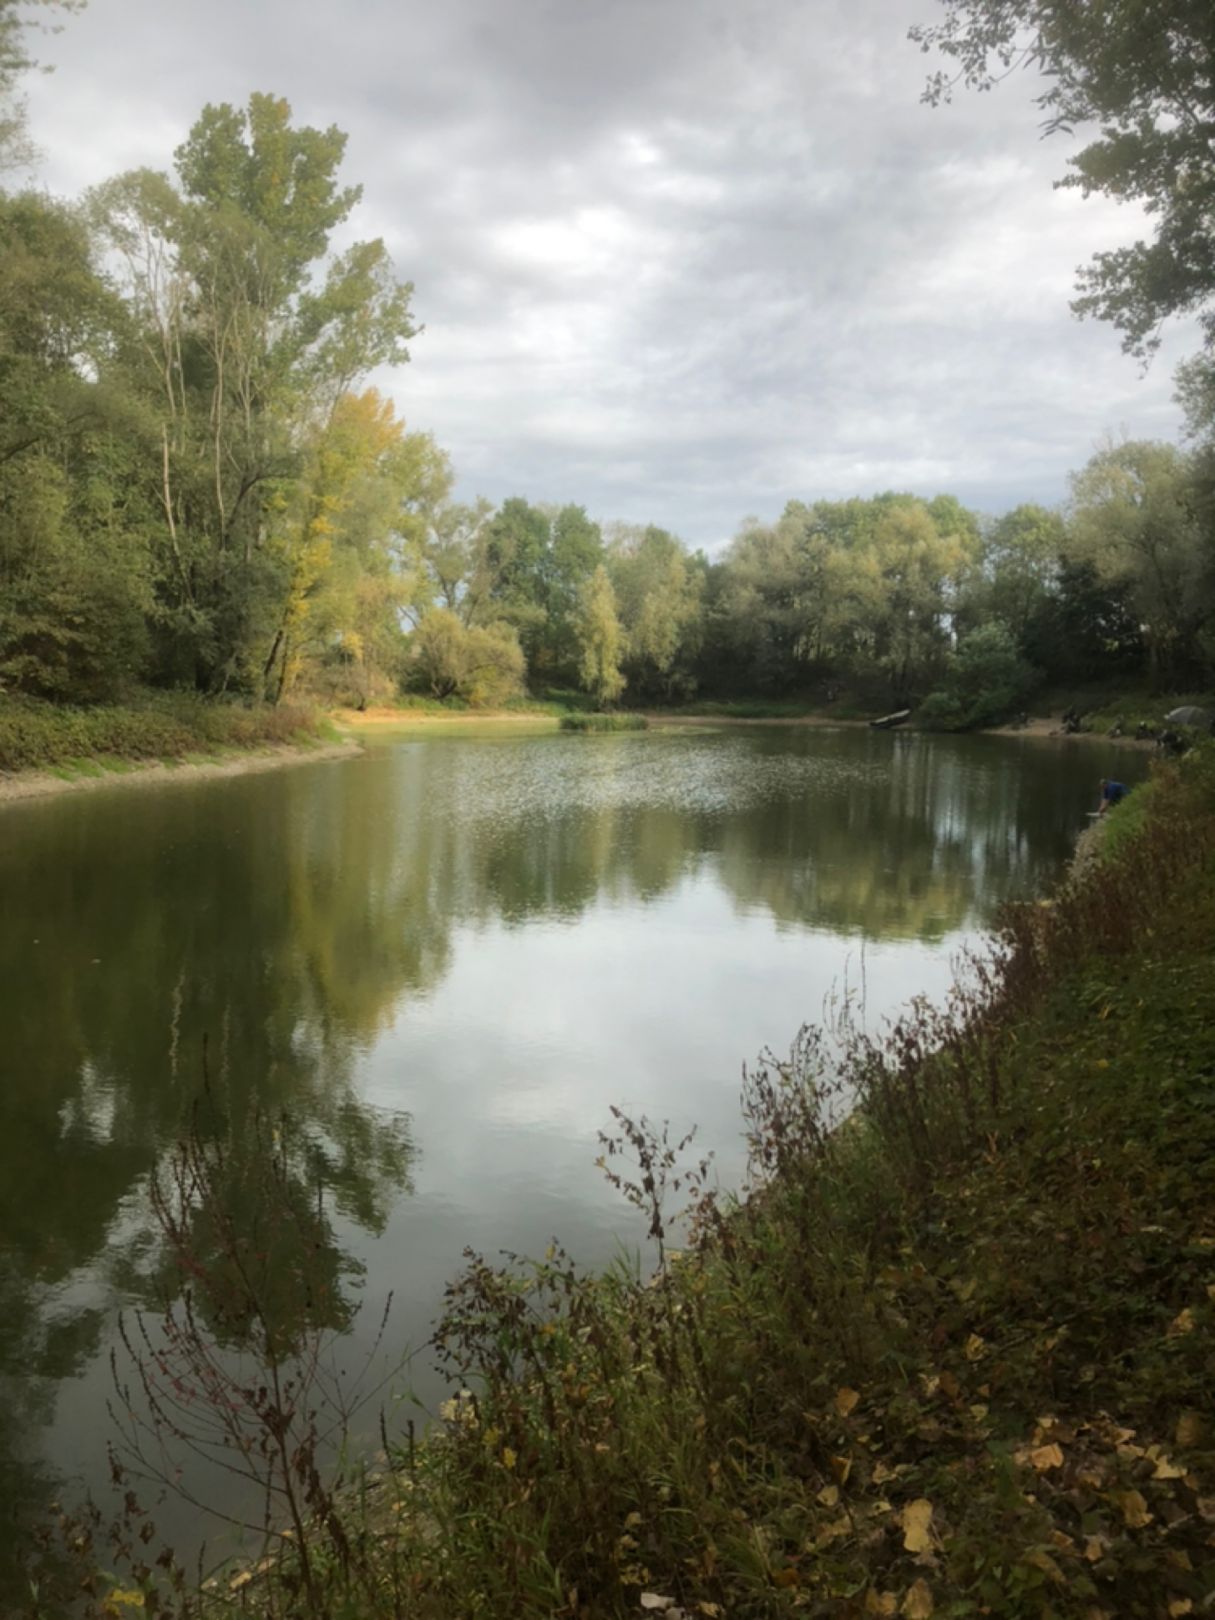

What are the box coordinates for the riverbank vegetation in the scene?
[37,746,1214,1619]
[0,693,330,774]
[560,713,649,733]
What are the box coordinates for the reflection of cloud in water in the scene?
[0,727,1147,1591]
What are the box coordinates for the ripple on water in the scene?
[415,732,888,828]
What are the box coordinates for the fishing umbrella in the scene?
[1163,705,1212,727]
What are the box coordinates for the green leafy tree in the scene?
[1067,438,1211,686]
[481,497,551,667]
[919,623,1038,730]
[967,503,1066,650]
[543,503,604,679]
[407,608,525,705]
[861,498,976,702]
[717,511,832,692]
[574,564,625,708]
[912,0,1215,358]
[0,0,81,168]
[0,190,153,697]
[607,524,703,702]
[91,94,417,691]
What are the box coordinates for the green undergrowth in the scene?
[0,694,330,774]
[560,712,649,732]
[49,751,1215,1620]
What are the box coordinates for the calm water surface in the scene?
[0,725,1146,1583]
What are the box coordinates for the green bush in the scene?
[0,694,321,773]
[919,624,1038,731]
[558,712,648,732]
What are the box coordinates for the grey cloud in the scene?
[21,0,1190,550]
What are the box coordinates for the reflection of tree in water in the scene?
[0,1263,107,1599]
[715,737,1086,939]
[0,731,1112,1596]
[0,764,425,1601]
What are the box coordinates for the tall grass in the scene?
[0,694,326,774]
[559,713,648,732]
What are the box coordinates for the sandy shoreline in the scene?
[0,738,362,809]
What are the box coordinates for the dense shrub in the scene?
[919,623,1038,730]
[558,712,648,732]
[0,694,321,773]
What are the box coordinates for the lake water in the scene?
[0,724,1146,1590]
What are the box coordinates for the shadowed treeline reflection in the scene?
[0,728,1144,1593]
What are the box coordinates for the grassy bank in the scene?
[560,713,649,732]
[49,751,1215,1620]
[0,694,335,776]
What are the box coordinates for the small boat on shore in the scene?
[869,708,911,731]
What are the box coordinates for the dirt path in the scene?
[984,715,1156,746]
[0,739,361,810]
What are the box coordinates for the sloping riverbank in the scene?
[0,696,359,807]
[0,738,361,807]
[47,748,1215,1620]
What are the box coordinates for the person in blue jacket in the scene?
[1098,778,1128,815]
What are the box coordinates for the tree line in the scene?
[2,15,1213,721]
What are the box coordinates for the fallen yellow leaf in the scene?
[963,1333,985,1361]
[1084,1536,1107,1564]
[1168,1602,1193,1617]
[1169,1308,1195,1336]
[864,1594,897,1618]
[817,1483,840,1508]
[831,1453,853,1485]
[1153,1454,1185,1480]
[1028,1442,1064,1471]
[1116,1489,1152,1529]
[901,1498,934,1554]
[815,1515,852,1548]
[1176,1412,1204,1448]
[1022,1548,1063,1582]
[836,1386,861,1417]
[901,1578,934,1619]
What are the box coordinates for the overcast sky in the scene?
[21,0,1197,550]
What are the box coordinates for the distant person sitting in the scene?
[1098,778,1128,816]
